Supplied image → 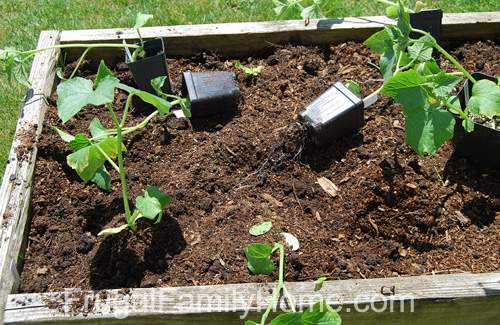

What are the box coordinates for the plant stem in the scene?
[411,28,477,83]
[259,243,294,325]
[69,47,91,79]
[95,145,121,173]
[107,103,133,227]
[21,43,141,56]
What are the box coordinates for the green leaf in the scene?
[364,29,391,55]
[0,48,29,86]
[134,13,153,30]
[244,243,275,275]
[408,36,433,63]
[273,0,301,18]
[67,137,120,181]
[396,0,411,42]
[270,312,304,325]
[135,186,171,222]
[98,224,129,237]
[89,117,109,139]
[381,70,429,110]
[249,221,273,236]
[416,60,441,76]
[180,100,192,118]
[447,95,464,115]
[462,118,475,132]
[302,301,341,325]
[95,60,115,87]
[244,321,259,325]
[91,166,111,191]
[12,60,30,87]
[467,79,500,118]
[427,72,461,98]
[314,277,328,291]
[385,5,398,18]
[301,0,325,19]
[402,104,455,156]
[117,83,172,116]
[151,76,168,97]
[57,76,118,123]
[345,80,361,97]
[69,134,92,151]
[52,126,75,143]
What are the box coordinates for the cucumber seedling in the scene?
[234,60,264,78]
[53,60,190,236]
[365,0,500,156]
[243,229,341,324]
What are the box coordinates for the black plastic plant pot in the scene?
[181,71,241,117]
[299,82,364,147]
[126,38,172,94]
[410,9,443,43]
[453,72,500,168]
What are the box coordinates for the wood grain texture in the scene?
[58,12,500,59]
[0,30,61,323]
[4,272,500,324]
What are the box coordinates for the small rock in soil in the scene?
[303,59,321,75]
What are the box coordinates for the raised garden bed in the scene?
[1,12,500,324]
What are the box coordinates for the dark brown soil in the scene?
[20,40,500,292]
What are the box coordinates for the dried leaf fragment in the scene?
[316,177,339,197]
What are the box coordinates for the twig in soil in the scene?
[292,182,304,212]
[433,166,447,186]
[367,61,381,71]
[264,41,286,49]
[222,143,237,157]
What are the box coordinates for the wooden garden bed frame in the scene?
[1,12,499,324]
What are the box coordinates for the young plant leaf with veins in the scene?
[55,60,188,236]
[364,0,500,156]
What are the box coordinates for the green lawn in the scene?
[1,0,499,179]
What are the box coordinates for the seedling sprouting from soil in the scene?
[234,60,264,78]
[364,0,500,156]
[0,13,154,85]
[243,227,341,325]
[53,61,190,236]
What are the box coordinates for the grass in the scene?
[1,0,499,179]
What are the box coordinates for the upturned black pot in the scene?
[410,9,443,43]
[181,71,240,117]
[126,38,172,94]
[453,72,500,168]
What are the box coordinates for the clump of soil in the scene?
[20,40,500,292]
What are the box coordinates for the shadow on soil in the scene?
[301,132,364,172]
[89,217,186,290]
[443,153,500,227]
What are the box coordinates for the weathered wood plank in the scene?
[58,12,500,59]
[4,272,500,324]
[0,30,61,323]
